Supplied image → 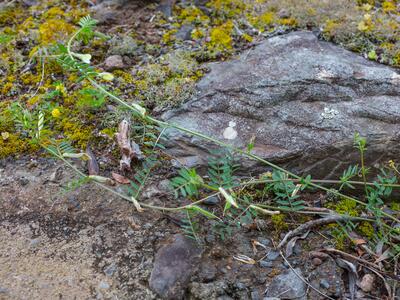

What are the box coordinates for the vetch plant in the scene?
[28,16,400,266]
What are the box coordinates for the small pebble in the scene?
[203,196,220,205]
[104,263,117,277]
[29,238,41,248]
[359,274,375,292]
[257,237,271,247]
[98,281,110,290]
[104,55,124,71]
[266,251,280,261]
[235,282,247,290]
[312,257,323,266]
[259,260,273,268]
[320,279,330,289]
[18,177,29,186]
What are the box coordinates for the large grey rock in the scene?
[162,31,400,179]
[149,234,202,299]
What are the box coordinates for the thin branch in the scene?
[277,215,367,249]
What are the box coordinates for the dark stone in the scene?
[259,260,273,268]
[203,196,220,205]
[162,31,400,179]
[320,279,330,289]
[266,251,280,261]
[104,263,117,277]
[149,234,202,299]
[175,24,194,40]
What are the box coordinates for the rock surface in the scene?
[149,234,202,299]
[265,268,306,299]
[163,31,400,178]
[309,257,344,299]
[104,55,125,71]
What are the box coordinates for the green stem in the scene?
[360,149,368,196]
[83,78,400,224]
[243,178,400,189]
[59,29,400,225]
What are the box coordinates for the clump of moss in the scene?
[58,118,94,149]
[249,11,276,31]
[357,221,375,239]
[271,214,288,232]
[207,0,247,19]
[178,6,210,24]
[207,21,234,56]
[39,19,75,45]
[0,133,34,158]
[334,198,359,216]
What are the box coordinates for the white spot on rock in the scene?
[392,72,400,85]
[223,121,238,140]
[316,69,335,80]
[321,107,339,120]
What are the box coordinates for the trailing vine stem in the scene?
[43,143,379,222]
[57,20,400,225]
[243,178,400,189]
[42,143,224,213]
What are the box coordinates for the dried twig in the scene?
[321,248,400,281]
[116,119,143,171]
[278,215,362,249]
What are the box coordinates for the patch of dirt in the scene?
[0,157,174,299]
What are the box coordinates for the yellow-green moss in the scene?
[162,29,178,45]
[39,19,74,45]
[58,118,94,149]
[178,6,209,24]
[382,1,397,13]
[207,0,247,19]
[357,221,374,239]
[334,198,359,216]
[208,21,234,51]
[44,7,65,18]
[0,133,34,158]
[271,214,288,232]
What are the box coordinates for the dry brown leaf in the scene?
[86,145,99,175]
[353,238,367,246]
[112,172,130,184]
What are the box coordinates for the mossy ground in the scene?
[0,0,399,159]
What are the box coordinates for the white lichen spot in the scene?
[321,107,339,120]
[391,72,400,85]
[316,69,335,80]
[223,121,238,140]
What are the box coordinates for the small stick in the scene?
[278,215,361,249]
[321,248,400,280]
